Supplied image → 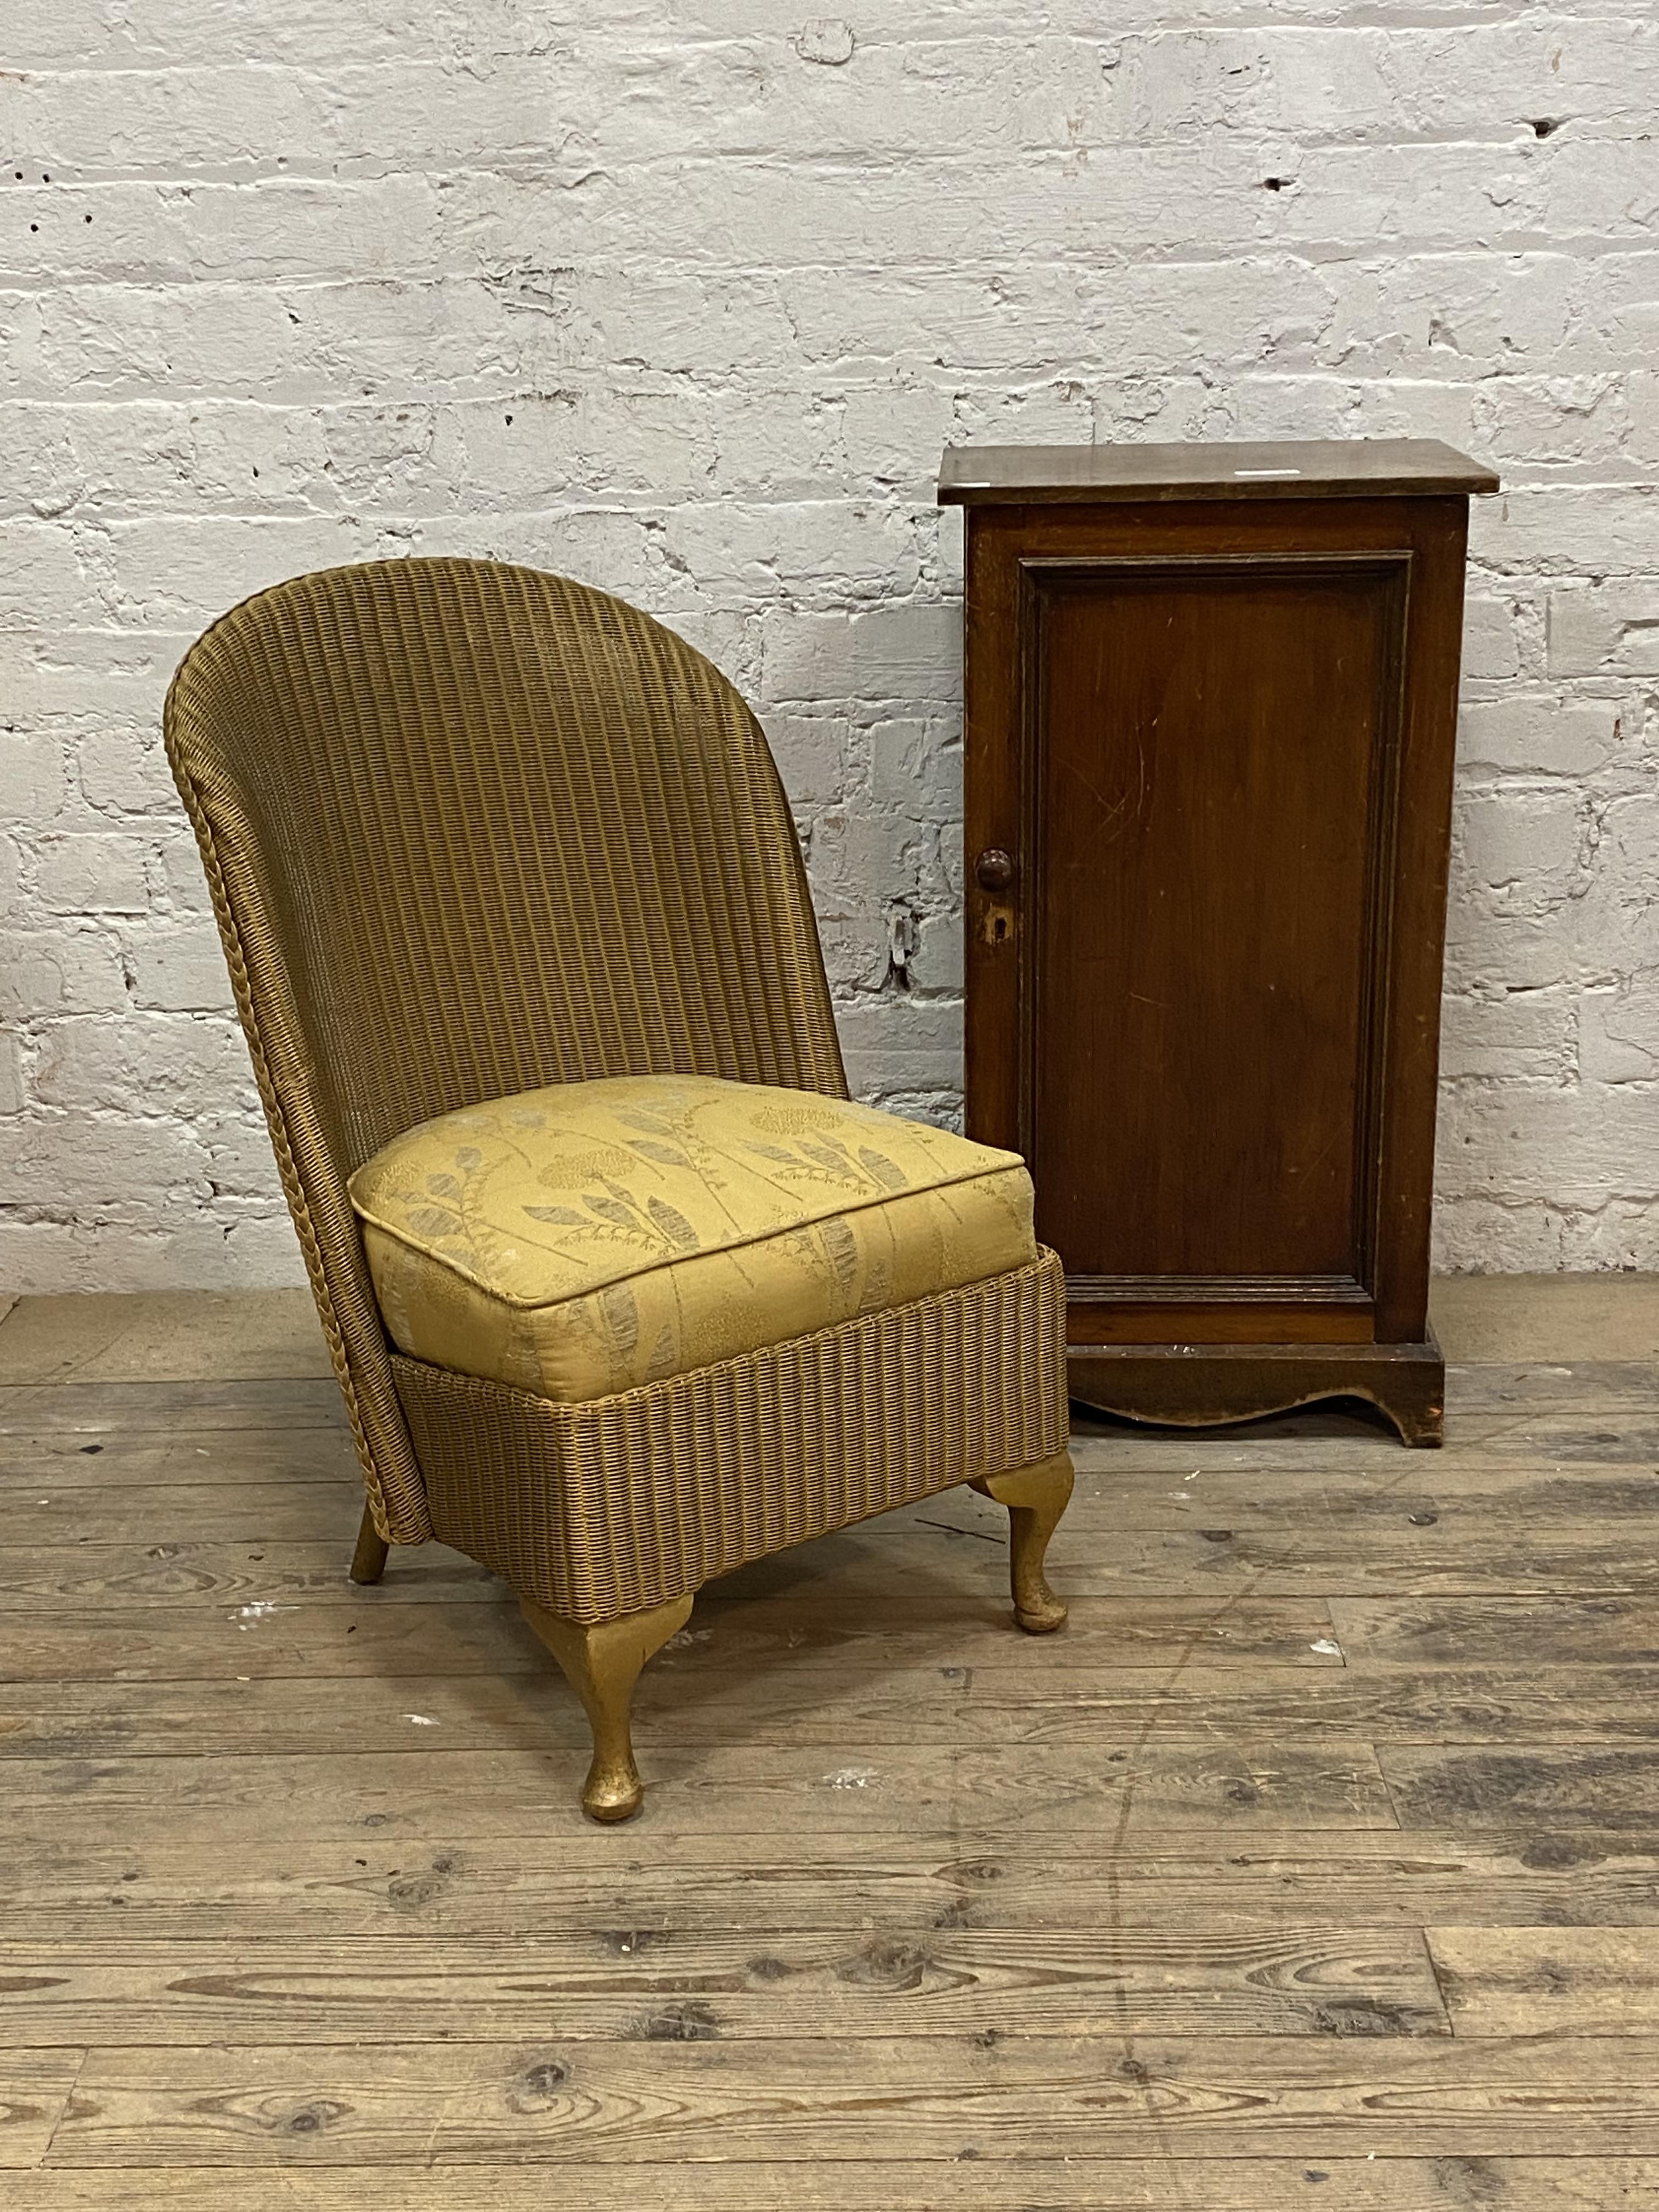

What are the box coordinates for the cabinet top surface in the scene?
[938,437,1499,505]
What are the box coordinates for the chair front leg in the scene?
[519,1590,695,1822]
[972,1449,1075,1633]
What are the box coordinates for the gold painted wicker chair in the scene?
[165,556,1074,1821]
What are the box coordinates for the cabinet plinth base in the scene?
[1068,1334,1444,1448]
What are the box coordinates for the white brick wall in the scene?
[2,3,1656,1289]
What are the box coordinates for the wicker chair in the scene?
[165,556,1074,1821]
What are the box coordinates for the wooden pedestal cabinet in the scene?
[940,439,1498,1446]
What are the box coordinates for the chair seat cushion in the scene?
[348,1074,1037,1404]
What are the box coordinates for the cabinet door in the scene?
[963,502,1468,1348]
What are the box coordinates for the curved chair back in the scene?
[165,556,846,1538]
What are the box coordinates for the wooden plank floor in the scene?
[2,1280,1658,2208]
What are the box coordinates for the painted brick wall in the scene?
[2,3,1656,1289]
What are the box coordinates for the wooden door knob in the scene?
[975,848,1015,891]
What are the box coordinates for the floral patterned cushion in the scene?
[348,1074,1037,1404]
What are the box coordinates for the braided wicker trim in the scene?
[394,1249,1069,1623]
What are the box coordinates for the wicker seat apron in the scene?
[395,1249,1067,1622]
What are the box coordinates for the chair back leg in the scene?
[348,1504,391,1585]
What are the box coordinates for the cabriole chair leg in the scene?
[519,1589,696,1823]
[972,1449,1075,1634]
[349,1504,390,1585]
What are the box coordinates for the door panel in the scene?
[1024,556,1407,1304]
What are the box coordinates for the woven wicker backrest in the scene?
[165,556,847,1538]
